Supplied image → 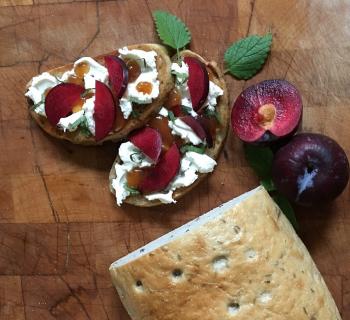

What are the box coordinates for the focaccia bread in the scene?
[109,187,341,320]
[25,44,173,145]
[109,49,229,206]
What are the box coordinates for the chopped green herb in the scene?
[181,105,192,115]
[204,108,221,123]
[130,152,143,163]
[131,110,140,118]
[260,178,276,192]
[125,184,141,195]
[167,110,176,122]
[30,100,44,111]
[81,89,94,98]
[180,144,206,154]
[78,117,92,137]
[53,75,64,83]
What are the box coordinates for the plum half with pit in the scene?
[231,79,302,144]
[272,133,349,206]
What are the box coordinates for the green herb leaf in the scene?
[153,10,191,53]
[167,110,176,122]
[224,33,272,80]
[260,178,276,192]
[30,100,44,111]
[125,184,141,195]
[180,144,206,154]
[181,105,192,115]
[244,144,273,179]
[204,108,221,123]
[78,116,92,137]
[273,193,299,230]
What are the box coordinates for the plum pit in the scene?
[258,103,276,130]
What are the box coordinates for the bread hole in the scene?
[257,292,272,304]
[171,269,184,282]
[245,249,258,261]
[228,302,240,316]
[212,256,229,272]
[233,225,242,241]
[134,280,144,292]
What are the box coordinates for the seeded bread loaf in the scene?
[109,187,341,320]
[109,50,229,206]
[25,43,173,145]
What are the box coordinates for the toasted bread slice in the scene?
[109,50,229,207]
[25,44,173,145]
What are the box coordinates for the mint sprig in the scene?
[224,33,272,80]
[244,143,298,230]
[153,11,191,56]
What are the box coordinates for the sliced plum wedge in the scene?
[94,81,116,141]
[139,144,181,194]
[45,83,85,126]
[129,127,162,163]
[184,56,209,111]
[104,55,128,99]
[231,79,302,144]
[180,115,206,141]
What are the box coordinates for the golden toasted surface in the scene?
[109,49,229,207]
[110,188,341,320]
[26,43,174,145]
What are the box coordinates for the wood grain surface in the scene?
[0,0,349,319]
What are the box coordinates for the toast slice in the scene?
[25,44,173,145]
[109,187,341,320]
[109,50,229,206]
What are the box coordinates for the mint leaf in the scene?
[153,11,191,53]
[224,33,272,79]
[244,144,273,179]
[125,184,140,195]
[180,144,206,154]
[273,193,299,230]
[260,178,276,192]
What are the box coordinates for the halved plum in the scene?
[129,127,162,163]
[45,83,85,126]
[180,115,207,142]
[139,144,180,194]
[94,81,116,141]
[184,56,209,111]
[104,55,128,99]
[231,79,302,144]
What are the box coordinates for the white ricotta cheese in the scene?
[204,81,224,111]
[126,71,159,104]
[82,96,96,135]
[118,47,159,118]
[145,190,175,204]
[168,118,203,145]
[184,151,217,173]
[171,61,188,84]
[112,141,153,206]
[25,72,59,116]
[60,57,108,90]
[119,98,133,119]
[57,110,85,132]
[158,107,169,117]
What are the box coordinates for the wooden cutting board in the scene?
[0,0,349,319]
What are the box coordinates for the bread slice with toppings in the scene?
[109,50,229,207]
[25,44,173,145]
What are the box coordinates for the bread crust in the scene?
[110,187,342,320]
[25,44,174,145]
[109,50,229,206]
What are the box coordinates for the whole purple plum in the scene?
[272,133,349,206]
